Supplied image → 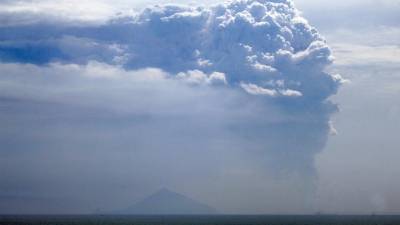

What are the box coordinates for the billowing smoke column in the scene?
[101,0,343,101]
[0,0,344,214]
[88,0,344,173]
[0,0,343,101]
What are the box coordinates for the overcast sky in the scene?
[0,0,399,214]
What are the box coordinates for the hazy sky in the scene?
[0,0,399,214]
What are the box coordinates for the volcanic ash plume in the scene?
[0,0,345,214]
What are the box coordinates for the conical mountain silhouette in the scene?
[120,188,217,214]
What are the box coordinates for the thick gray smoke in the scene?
[0,0,344,214]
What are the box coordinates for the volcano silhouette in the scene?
[120,188,217,215]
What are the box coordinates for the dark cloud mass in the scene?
[0,0,344,214]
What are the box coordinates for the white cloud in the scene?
[0,0,116,25]
[331,43,400,67]
[177,70,227,85]
[241,82,278,96]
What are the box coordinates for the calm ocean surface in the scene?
[1,215,400,225]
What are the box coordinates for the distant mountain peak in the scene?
[154,187,177,195]
[148,188,186,199]
[119,188,217,215]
